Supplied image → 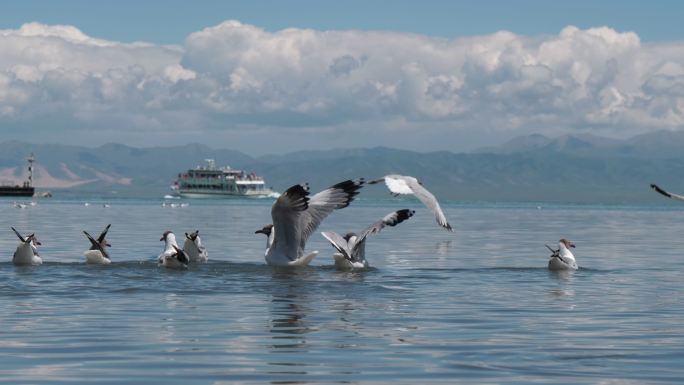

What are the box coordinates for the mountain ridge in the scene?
[4,130,684,203]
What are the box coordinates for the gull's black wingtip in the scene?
[330,178,365,208]
[282,183,311,211]
[11,227,25,242]
[650,183,671,198]
[331,178,365,190]
[397,209,415,222]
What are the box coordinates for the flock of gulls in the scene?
[9,175,679,272]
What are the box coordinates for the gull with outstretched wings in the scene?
[321,209,414,270]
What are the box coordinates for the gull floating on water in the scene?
[158,231,189,268]
[183,230,208,263]
[83,224,112,264]
[11,227,42,266]
[368,174,452,231]
[321,209,415,270]
[546,239,577,271]
[650,184,684,202]
[255,179,364,267]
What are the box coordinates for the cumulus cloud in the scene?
[1,21,684,151]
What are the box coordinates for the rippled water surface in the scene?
[1,198,683,384]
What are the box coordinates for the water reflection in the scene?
[266,270,317,381]
[269,269,312,351]
[435,240,453,257]
[548,288,575,298]
[547,270,576,301]
[548,269,577,283]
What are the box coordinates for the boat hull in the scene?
[0,186,34,197]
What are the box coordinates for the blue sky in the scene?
[0,1,683,154]
[3,0,682,44]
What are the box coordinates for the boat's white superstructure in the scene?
[174,159,275,198]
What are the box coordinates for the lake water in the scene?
[1,198,683,384]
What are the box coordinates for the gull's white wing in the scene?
[383,176,414,195]
[651,184,684,202]
[401,177,452,231]
[321,231,352,260]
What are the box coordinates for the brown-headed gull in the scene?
[83,224,112,264]
[158,231,189,268]
[183,230,208,263]
[546,239,578,271]
[11,227,42,266]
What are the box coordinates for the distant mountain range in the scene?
[4,130,684,203]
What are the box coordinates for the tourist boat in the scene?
[0,154,35,197]
[173,159,276,198]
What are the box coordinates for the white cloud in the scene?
[1,20,684,151]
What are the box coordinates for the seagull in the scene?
[158,231,189,268]
[321,209,415,270]
[650,184,684,202]
[546,239,578,271]
[255,179,364,267]
[83,224,112,264]
[368,174,452,231]
[183,230,208,263]
[11,227,42,266]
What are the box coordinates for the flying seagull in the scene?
[369,174,452,231]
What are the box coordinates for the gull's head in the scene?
[28,234,41,246]
[160,230,174,242]
[255,224,273,236]
[343,232,357,242]
[186,230,199,241]
[559,238,575,249]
